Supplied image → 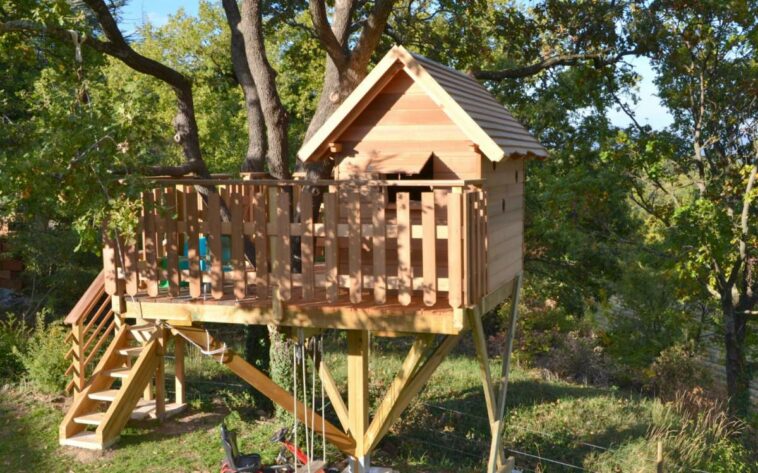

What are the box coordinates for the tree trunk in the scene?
[239,0,291,179]
[221,0,266,173]
[722,296,750,415]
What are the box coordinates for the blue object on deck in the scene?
[161,235,233,289]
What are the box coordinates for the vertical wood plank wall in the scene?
[482,158,524,293]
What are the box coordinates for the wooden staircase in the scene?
[60,320,186,450]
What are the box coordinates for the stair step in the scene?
[118,347,143,357]
[74,412,106,426]
[89,389,120,402]
[107,367,130,379]
[60,431,106,450]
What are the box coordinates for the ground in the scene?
[0,336,722,472]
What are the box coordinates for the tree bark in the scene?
[221,0,266,173]
[722,296,750,415]
[239,0,291,179]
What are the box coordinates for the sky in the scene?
[118,0,673,130]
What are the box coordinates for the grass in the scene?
[0,335,754,472]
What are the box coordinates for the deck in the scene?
[105,178,491,335]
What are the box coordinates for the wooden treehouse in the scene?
[59,46,546,472]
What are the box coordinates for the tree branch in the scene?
[349,0,396,73]
[309,0,349,69]
[474,48,640,81]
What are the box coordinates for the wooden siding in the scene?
[335,72,480,180]
[482,158,524,294]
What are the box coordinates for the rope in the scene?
[320,336,326,462]
[301,339,311,472]
[172,327,228,364]
[311,338,316,467]
[293,339,299,467]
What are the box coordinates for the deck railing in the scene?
[103,179,487,309]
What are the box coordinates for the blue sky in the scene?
[119,0,673,130]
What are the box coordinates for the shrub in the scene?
[645,343,710,401]
[0,314,31,381]
[540,330,617,386]
[18,312,69,394]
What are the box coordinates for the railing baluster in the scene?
[372,189,386,304]
[277,189,291,301]
[300,189,315,300]
[185,188,201,298]
[349,187,362,303]
[422,192,437,306]
[252,188,268,298]
[208,191,224,299]
[231,189,246,300]
[165,187,180,297]
[143,191,159,297]
[324,192,339,303]
[397,192,412,306]
[447,192,462,308]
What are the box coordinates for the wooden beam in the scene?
[364,335,460,455]
[318,360,350,434]
[174,335,186,405]
[364,334,434,453]
[118,297,465,335]
[348,331,370,470]
[489,273,522,472]
[171,326,356,455]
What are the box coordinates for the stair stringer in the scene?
[59,326,130,443]
[95,336,161,447]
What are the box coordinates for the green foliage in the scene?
[0,315,31,381]
[646,344,711,402]
[17,312,69,394]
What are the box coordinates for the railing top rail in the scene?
[146,178,484,188]
[64,269,105,325]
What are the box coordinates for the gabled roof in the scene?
[298,45,548,163]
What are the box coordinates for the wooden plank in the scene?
[277,190,291,301]
[372,190,387,303]
[102,228,118,296]
[124,234,139,297]
[421,192,436,306]
[348,331,369,462]
[324,193,339,303]
[397,192,412,306]
[207,192,224,299]
[231,191,246,299]
[462,192,471,306]
[164,187,180,297]
[184,188,201,299]
[447,193,462,308]
[171,327,356,455]
[252,190,269,297]
[364,335,434,452]
[319,360,350,434]
[348,188,362,303]
[299,190,315,299]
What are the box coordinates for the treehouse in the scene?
[59,46,546,472]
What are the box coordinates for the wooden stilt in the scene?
[155,326,166,421]
[174,336,186,406]
[348,330,370,472]
[486,273,522,473]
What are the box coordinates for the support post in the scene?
[72,320,86,395]
[155,326,166,421]
[488,273,522,473]
[348,330,370,472]
[174,335,186,406]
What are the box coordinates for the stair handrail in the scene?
[64,269,116,395]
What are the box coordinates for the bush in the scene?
[645,343,710,401]
[18,312,69,394]
[0,314,31,381]
[540,330,618,386]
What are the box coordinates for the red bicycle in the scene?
[220,424,338,473]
